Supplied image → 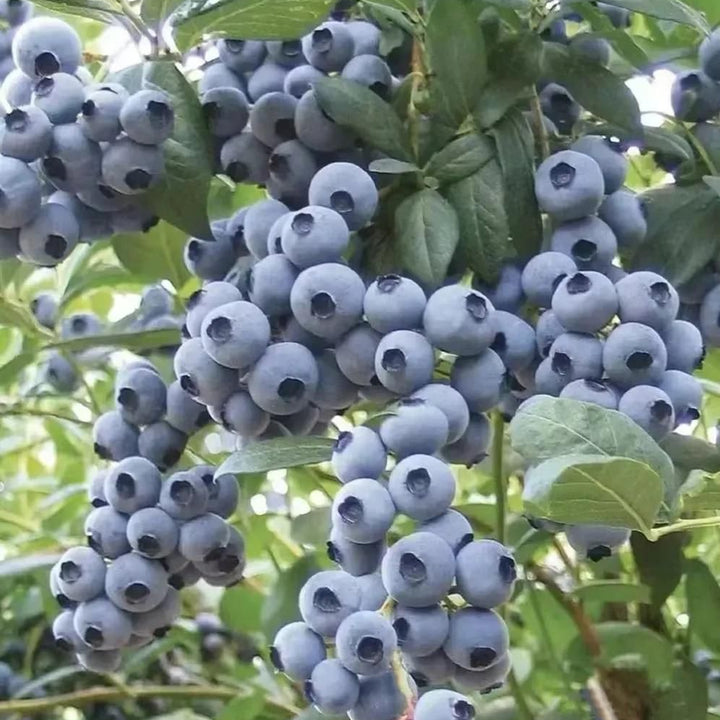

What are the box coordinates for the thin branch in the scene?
[120,0,158,56]
[507,669,535,720]
[491,411,506,545]
[1,406,92,427]
[652,516,720,539]
[530,88,551,161]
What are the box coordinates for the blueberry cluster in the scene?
[539,3,630,135]
[271,448,517,718]
[0,15,174,267]
[0,1,33,83]
[192,16,390,233]
[49,442,244,672]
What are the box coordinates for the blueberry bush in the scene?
[4,0,720,719]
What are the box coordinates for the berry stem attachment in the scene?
[491,411,506,545]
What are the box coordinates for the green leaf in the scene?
[596,124,693,163]
[687,559,720,653]
[315,77,413,162]
[173,0,335,51]
[491,109,543,259]
[571,581,650,604]
[425,133,495,185]
[0,554,60,578]
[261,555,318,638]
[681,478,720,511]
[576,0,709,31]
[394,188,459,287]
[216,692,264,720]
[660,433,720,473]
[445,159,510,283]
[32,0,122,20]
[60,265,136,309]
[631,531,685,608]
[523,454,662,533]
[565,622,675,685]
[475,32,543,129]
[0,298,50,337]
[219,584,263,634]
[631,183,720,287]
[363,0,417,12]
[426,0,486,129]
[291,507,331,547]
[510,397,677,508]
[217,436,336,476]
[368,158,420,174]
[541,42,642,136]
[142,0,184,24]
[652,660,708,720]
[112,221,190,289]
[45,328,180,354]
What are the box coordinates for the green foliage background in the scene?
[5,1,720,719]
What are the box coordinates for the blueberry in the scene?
[381,531,455,607]
[342,54,392,97]
[114,366,166,426]
[30,72,84,124]
[332,426,387,483]
[104,456,161,514]
[452,653,511,692]
[247,341,319,415]
[303,21,354,71]
[19,201,79,266]
[560,379,619,409]
[548,332,604,382]
[374,330,435,394]
[364,274,426,333]
[388,454,456,522]
[327,526,385,576]
[329,324,379,387]
[174,337,238,407]
[379,398,449,459]
[202,469,239,519]
[61,311,102,339]
[671,70,720,122]
[265,39,306,68]
[700,285,720,346]
[102,136,164,195]
[87,470,107,508]
[57,546,106,603]
[1,105,52,162]
[305,658,360,715]
[73,597,132,650]
[603,322,667,388]
[419,508,474,554]
[0,155,41,229]
[308,162,377,230]
[76,649,122,673]
[314,349,359,409]
[120,89,173,145]
[220,132,270,184]
[615,271,679,331]
[332,477,396,544]
[456,540,517,609]
[105,552,168,613]
[201,87,249,139]
[551,216,618,273]
[552,271,618,333]
[295,89,355,152]
[243,199,289,260]
[356,571,388,610]
[43,351,77,391]
[93,410,139,461]
[299,570,360,637]
[247,61,288,101]
[268,139,318,206]
[570,135,627,193]
[423,285,496,355]
[284,64,325,98]
[521,252,578,309]
[335,610,397,676]
[700,29,720,81]
[165,380,211,435]
[168,562,201,590]
[534,150,604,222]
[185,281,243,337]
[249,91,297,149]
[12,17,82,78]
[569,33,611,67]
[216,390,270,438]
[450,349,505,413]
[347,20,381,56]
[291,262,366,339]
[403,649,454,687]
[281,205,350,269]
[474,263,524,313]
[198,61,245,95]
[565,524,630,562]
[79,87,124,142]
[392,604,449,658]
[53,610,86,653]
[132,586,180,639]
[491,311,536,372]
[138,421,187,472]
[85,506,130,560]
[658,369,703,424]
[618,384,675,440]
[415,689,476,720]
[194,525,245,580]
[159,470,209,520]
[411,383,470,444]
[538,83,581,135]
[218,39,266,73]
[178,513,231,564]
[270,621,326,681]
[246,253,298,317]
[348,671,408,720]
[534,356,571,396]
[443,608,509,671]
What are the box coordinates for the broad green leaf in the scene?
[475,32,543,130]
[523,454,663,533]
[32,0,122,19]
[60,265,136,309]
[631,532,685,608]
[142,0,184,24]
[565,622,674,685]
[261,555,318,638]
[291,507,331,546]
[491,109,543,259]
[368,158,420,174]
[394,188,459,287]
[217,436,336,476]
[426,0,486,129]
[445,159,511,283]
[541,43,642,136]
[684,0,720,25]
[682,478,720,511]
[216,692,264,720]
[596,124,693,163]
[631,183,720,287]
[425,133,495,185]
[0,554,60,578]
[510,396,677,507]
[315,77,413,162]
[652,660,708,720]
[45,328,180,354]
[220,585,263,634]
[660,433,720,473]
[686,559,720,653]
[573,0,709,31]
[173,0,335,51]
[363,0,417,12]
[572,581,650,604]
[112,221,190,289]
[0,298,50,337]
